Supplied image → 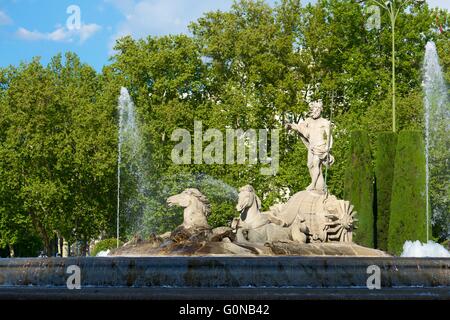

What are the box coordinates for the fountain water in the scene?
[117,87,150,244]
[116,89,238,239]
[117,90,123,248]
[423,41,449,241]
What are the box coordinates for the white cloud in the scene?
[79,23,103,42]
[48,27,68,42]
[16,23,101,43]
[16,27,47,41]
[0,10,13,25]
[107,0,234,52]
[111,0,200,38]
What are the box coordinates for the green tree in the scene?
[0,54,116,255]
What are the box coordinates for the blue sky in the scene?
[0,0,448,71]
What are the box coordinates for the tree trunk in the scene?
[29,211,52,256]
[81,239,88,256]
[8,244,15,258]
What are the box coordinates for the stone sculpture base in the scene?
[109,239,389,257]
[0,257,448,300]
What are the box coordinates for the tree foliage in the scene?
[0,54,116,255]
[374,132,397,251]
[344,130,374,248]
[388,131,429,255]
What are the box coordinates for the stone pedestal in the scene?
[0,257,448,299]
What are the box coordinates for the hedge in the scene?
[388,130,429,255]
[344,130,375,248]
[374,132,398,251]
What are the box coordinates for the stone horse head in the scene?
[167,188,211,230]
[236,185,268,229]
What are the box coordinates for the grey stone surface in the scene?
[268,242,390,257]
[0,286,448,300]
[209,227,235,242]
[0,257,448,290]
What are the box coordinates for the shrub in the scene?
[344,130,375,248]
[388,131,429,255]
[91,238,122,256]
[441,239,449,250]
[374,132,398,251]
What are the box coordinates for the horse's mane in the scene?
[184,188,211,216]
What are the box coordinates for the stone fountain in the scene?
[0,99,448,300]
[110,100,386,257]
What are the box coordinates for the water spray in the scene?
[117,88,125,248]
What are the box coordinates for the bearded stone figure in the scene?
[286,100,334,193]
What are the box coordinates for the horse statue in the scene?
[167,188,211,230]
[233,185,356,244]
[233,185,307,244]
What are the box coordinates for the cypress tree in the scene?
[344,130,375,248]
[374,132,398,251]
[388,130,428,255]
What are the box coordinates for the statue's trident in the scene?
[323,91,334,198]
